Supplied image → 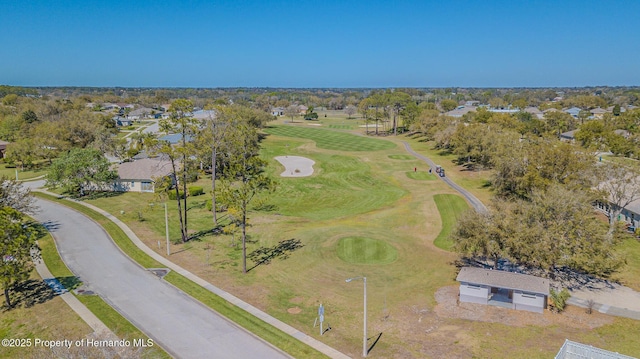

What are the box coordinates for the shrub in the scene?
[188,186,204,196]
[549,288,571,313]
[167,190,186,200]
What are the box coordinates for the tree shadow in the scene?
[246,238,304,272]
[79,191,125,200]
[3,279,55,311]
[368,332,383,355]
[56,276,82,291]
[187,227,222,242]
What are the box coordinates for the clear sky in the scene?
[1,0,639,88]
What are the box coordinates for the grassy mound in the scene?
[433,194,469,251]
[264,126,395,152]
[336,237,398,265]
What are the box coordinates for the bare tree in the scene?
[344,105,357,119]
[284,105,299,123]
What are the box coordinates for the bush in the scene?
[167,190,186,200]
[205,199,227,212]
[188,186,204,196]
[549,288,571,313]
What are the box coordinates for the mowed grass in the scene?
[264,125,395,151]
[336,237,398,265]
[406,171,437,180]
[433,194,470,251]
[0,162,48,180]
[388,154,415,160]
[614,238,640,291]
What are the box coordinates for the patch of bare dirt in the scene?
[289,296,303,304]
[287,307,302,314]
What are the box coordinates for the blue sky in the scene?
[1,0,639,88]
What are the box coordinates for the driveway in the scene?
[33,198,288,359]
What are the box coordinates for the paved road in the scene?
[402,141,487,213]
[33,198,288,359]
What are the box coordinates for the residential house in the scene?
[444,105,477,118]
[191,109,216,120]
[457,267,549,313]
[565,107,582,118]
[524,107,544,119]
[127,107,154,120]
[271,107,285,116]
[0,140,9,159]
[113,116,133,127]
[559,130,577,142]
[590,107,608,119]
[114,158,173,193]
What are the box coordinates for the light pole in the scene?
[346,276,367,357]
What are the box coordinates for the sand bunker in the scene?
[275,156,315,177]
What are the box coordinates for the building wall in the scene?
[114,180,154,193]
[459,283,489,304]
[513,291,546,313]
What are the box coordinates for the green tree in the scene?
[439,99,458,112]
[303,106,319,121]
[47,148,118,196]
[218,123,275,273]
[160,99,199,241]
[0,207,38,308]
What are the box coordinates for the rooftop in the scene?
[117,158,173,181]
[555,339,636,359]
[456,267,550,295]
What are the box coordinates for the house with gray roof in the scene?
[565,107,582,118]
[456,267,549,313]
[445,105,477,118]
[114,158,173,193]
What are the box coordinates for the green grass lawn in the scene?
[336,237,398,264]
[264,125,396,151]
[406,171,437,180]
[388,154,415,160]
[432,194,470,251]
[0,162,48,180]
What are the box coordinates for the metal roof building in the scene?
[555,340,636,359]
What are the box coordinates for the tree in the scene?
[613,104,621,116]
[303,106,319,121]
[452,185,625,278]
[284,105,299,123]
[47,148,118,196]
[0,177,37,214]
[597,162,640,235]
[439,99,458,112]
[159,99,199,241]
[21,109,38,124]
[218,123,275,273]
[344,105,357,119]
[0,207,38,308]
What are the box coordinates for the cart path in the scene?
[33,197,289,359]
[401,141,488,213]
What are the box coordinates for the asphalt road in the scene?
[33,197,288,359]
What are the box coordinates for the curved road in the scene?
[32,197,288,359]
[402,141,487,213]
